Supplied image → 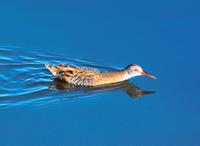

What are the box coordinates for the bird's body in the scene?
[45,64,156,87]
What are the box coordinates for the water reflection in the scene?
[49,78,155,99]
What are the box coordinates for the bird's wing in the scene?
[54,64,100,86]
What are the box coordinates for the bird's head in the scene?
[124,64,157,79]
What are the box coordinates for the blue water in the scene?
[0,47,154,108]
[0,0,199,146]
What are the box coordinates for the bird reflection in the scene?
[49,78,155,99]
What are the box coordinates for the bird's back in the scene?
[45,64,126,86]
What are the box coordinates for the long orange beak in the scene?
[141,71,157,79]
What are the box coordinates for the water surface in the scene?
[0,0,199,145]
[0,47,154,108]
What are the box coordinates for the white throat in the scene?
[123,72,133,80]
[123,71,141,80]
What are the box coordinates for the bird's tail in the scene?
[45,64,58,76]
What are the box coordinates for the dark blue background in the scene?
[0,0,199,145]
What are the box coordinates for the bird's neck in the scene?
[120,70,132,80]
[102,70,131,81]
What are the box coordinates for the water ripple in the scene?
[0,47,155,108]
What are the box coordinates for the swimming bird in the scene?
[45,64,156,86]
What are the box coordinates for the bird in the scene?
[45,64,157,86]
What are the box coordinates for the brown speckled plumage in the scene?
[45,64,126,86]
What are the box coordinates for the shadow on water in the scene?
[0,47,155,108]
[50,78,155,99]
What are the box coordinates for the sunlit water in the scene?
[0,47,154,108]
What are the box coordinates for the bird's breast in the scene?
[93,71,126,86]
